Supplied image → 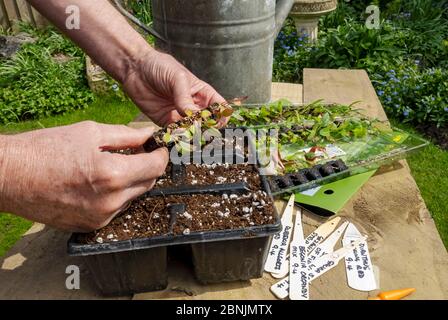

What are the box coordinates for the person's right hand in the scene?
[122,49,228,126]
[0,121,168,232]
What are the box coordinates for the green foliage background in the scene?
[274,0,448,127]
[0,25,94,124]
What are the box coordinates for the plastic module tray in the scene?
[67,132,281,296]
[230,103,429,195]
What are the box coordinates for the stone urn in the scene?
[290,0,338,42]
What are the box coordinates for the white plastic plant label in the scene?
[289,208,309,300]
[305,217,341,254]
[308,239,364,282]
[264,194,295,273]
[270,277,289,299]
[342,223,377,291]
[325,144,346,158]
[306,221,349,266]
[271,239,364,300]
[299,144,346,161]
[271,255,289,279]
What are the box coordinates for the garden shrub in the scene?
[273,0,448,127]
[387,0,448,68]
[273,19,313,83]
[373,65,448,127]
[126,0,152,25]
[0,25,94,124]
[310,21,403,70]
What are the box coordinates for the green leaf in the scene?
[232,111,245,121]
[353,126,367,138]
[200,109,212,119]
[304,152,316,161]
[204,119,216,127]
[319,127,331,137]
[176,140,192,154]
[163,132,172,143]
[204,127,222,138]
[321,113,331,126]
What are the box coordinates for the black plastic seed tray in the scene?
[67,133,281,296]
[268,159,349,194]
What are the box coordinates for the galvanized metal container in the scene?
[115,0,294,103]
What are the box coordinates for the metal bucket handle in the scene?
[113,0,294,41]
[113,0,167,42]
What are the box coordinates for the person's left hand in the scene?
[122,49,227,126]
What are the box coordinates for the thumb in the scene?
[172,72,201,115]
[99,125,155,151]
[118,147,169,186]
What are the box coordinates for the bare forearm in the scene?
[0,124,168,232]
[27,1,227,128]
[0,135,26,214]
[28,0,154,83]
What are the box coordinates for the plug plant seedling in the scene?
[143,102,234,154]
[230,100,421,174]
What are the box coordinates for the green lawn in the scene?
[0,95,139,134]
[0,98,447,257]
[407,144,448,248]
[0,213,33,257]
[0,95,140,257]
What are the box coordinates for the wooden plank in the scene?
[2,0,47,27]
[0,224,130,299]
[271,82,302,103]
[24,1,36,26]
[303,68,388,121]
[11,0,21,21]
[0,0,11,29]
[299,68,448,299]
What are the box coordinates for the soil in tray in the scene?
[77,197,171,244]
[155,163,261,189]
[78,163,275,244]
[170,190,274,235]
[79,190,274,244]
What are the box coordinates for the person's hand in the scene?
[0,121,168,232]
[122,49,227,126]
